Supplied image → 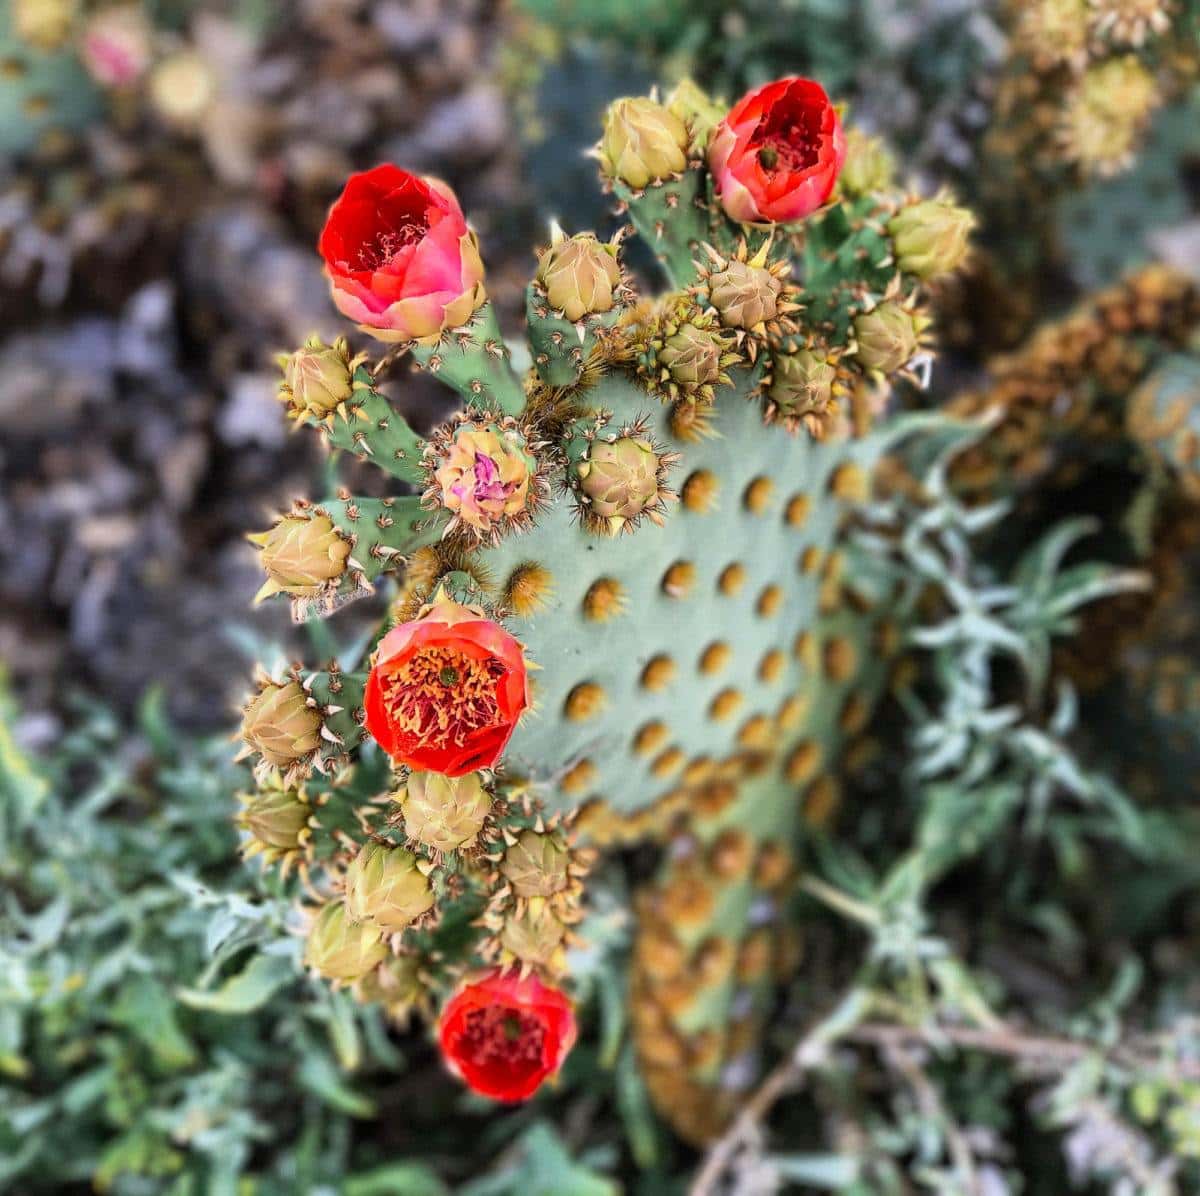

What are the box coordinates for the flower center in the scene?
[460,1004,546,1069]
[353,217,429,271]
[381,646,504,749]
[755,95,825,173]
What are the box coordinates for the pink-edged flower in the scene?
[708,77,846,224]
[318,165,486,344]
[438,969,577,1102]
[432,420,535,539]
[81,6,152,88]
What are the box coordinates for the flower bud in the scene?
[276,335,355,420]
[81,6,151,88]
[357,955,426,1021]
[499,904,569,969]
[399,770,491,853]
[769,350,838,420]
[839,128,896,197]
[248,514,351,603]
[854,303,927,374]
[1059,56,1158,177]
[14,0,76,51]
[344,841,435,933]
[305,902,388,982]
[432,419,536,539]
[499,829,570,899]
[148,52,217,129]
[666,78,727,151]
[888,197,974,280]
[239,783,311,853]
[241,681,322,769]
[577,436,663,526]
[660,323,723,388]
[708,259,783,330]
[599,97,690,189]
[536,229,622,322]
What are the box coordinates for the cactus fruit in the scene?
[240,76,973,1123]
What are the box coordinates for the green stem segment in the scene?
[317,367,428,484]
[411,302,526,417]
[616,171,707,290]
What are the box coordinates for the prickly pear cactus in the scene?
[239,75,972,1131]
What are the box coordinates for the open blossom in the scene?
[364,594,529,776]
[708,77,845,224]
[318,165,486,344]
[438,969,577,1102]
[433,422,534,538]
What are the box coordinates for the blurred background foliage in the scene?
[3,0,1200,1193]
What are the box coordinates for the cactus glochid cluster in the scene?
[238,74,972,1125]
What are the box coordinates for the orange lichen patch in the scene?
[785,740,822,784]
[681,469,719,513]
[378,646,502,750]
[874,618,902,658]
[758,648,786,683]
[583,576,627,621]
[756,583,783,617]
[840,692,872,734]
[641,654,677,692]
[709,688,743,721]
[737,713,774,748]
[699,641,733,675]
[736,929,774,982]
[753,842,793,890]
[823,635,857,682]
[776,692,810,729]
[683,756,718,787]
[560,758,598,796]
[799,545,824,574]
[651,746,687,779]
[793,631,817,670]
[829,462,869,501]
[502,561,554,616]
[718,561,748,596]
[693,936,737,987]
[633,720,670,755]
[803,775,841,827]
[709,827,754,879]
[662,560,696,598]
[784,493,811,527]
[743,476,774,514]
[658,865,716,927]
[692,777,737,816]
[565,681,607,721]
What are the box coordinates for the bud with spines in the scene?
[276,334,359,422]
[599,97,690,190]
[237,776,312,866]
[768,348,841,435]
[344,841,436,933]
[853,301,929,375]
[666,78,727,155]
[305,901,388,982]
[399,770,492,854]
[887,195,974,280]
[839,128,897,198]
[499,828,571,899]
[240,680,323,772]
[248,513,352,604]
[535,226,623,323]
[575,433,672,535]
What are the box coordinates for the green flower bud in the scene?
[599,97,690,189]
[887,198,974,280]
[666,78,727,152]
[356,955,426,1022]
[769,350,838,420]
[344,841,435,933]
[660,323,723,388]
[536,229,622,322]
[499,904,568,969]
[304,902,388,982]
[399,771,491,853]
[248,513,351,603]
[241,681,322,769]
[239,783,310,853]
[708,259,783,330]
[839,128,897,197]
[577,437,663,524]
[854,302,927,374]
[499,829,570,899]
[276,334,355,420]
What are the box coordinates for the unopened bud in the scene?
[577,437,662,524]
[666,78,727,151]
[241,681,322,768]
[854,302,927,374]
[839,128,896,196]
[769,350,838,420]
[400,770,491,853]
[888,197,974,279]
[304,901,388,982]
[536,229,622,322]
[249,514,351,603]
[344,841,435,933]
[277,335,355,420]
[660,323,722,388]
[239,783,310,853]
[599,97,690,189]
[708,259,782,330]
[499,829,570,899]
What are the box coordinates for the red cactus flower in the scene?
[439,969,577,1102]
[363,595,529,776]
[318,165,486,344]
[708,77,846,224]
